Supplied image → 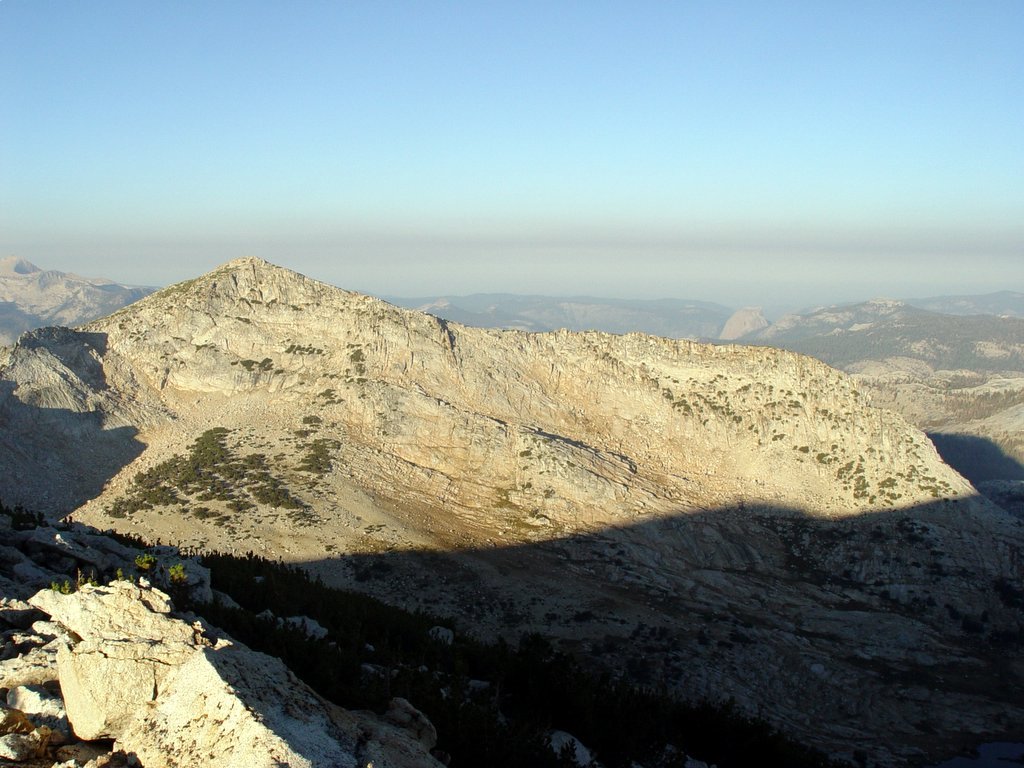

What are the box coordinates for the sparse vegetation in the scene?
[346,344,367,377]
[318,388,341,404]
[298,437,339,475]
[235,357,275,372]
[284,343,324,355]
[104,427,309,520]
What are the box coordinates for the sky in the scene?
[1,1,1022,310]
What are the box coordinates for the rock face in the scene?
[0,256,153,347]
[1,258,1022,763]
[735,297,1024,495]
[717,306,768,340]
[26,581,443,768]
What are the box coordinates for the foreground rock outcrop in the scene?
[10,581,442,767]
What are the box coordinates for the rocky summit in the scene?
[1,257,1022,764]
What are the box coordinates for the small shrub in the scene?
[168,563,188,585]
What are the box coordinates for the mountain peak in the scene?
[0,256,42,275]
[719,307,769,340]
[206,256,326,284]
[218,255,279,272]
[148,257,334,307]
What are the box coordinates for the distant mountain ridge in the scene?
[3,257,1017,350]
[388,293,734,339]
[741,298,1024,373]
[0,257,154,346]
[905,290,1024,318]
[389,290,1024,344]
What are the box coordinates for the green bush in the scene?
[135,553,157,572]
[168,563,188,585]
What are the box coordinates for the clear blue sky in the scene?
[2,1,1021,308]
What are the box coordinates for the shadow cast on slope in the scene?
[183,497,1024,768]
[0,330,145,514]
[927,432,1024,485]
[17,493,1024,767]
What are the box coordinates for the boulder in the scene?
[548,730,594,766]
[10,560,54,590]
[30,581,198,740]
[0,545,28,570]
[29,619,71,642]
[211,589,241,610]
[54,740,110,765]
[384,697,438,750]
[284,615,329,640]
[119,638,447,768]
[0,728,50,761]
[7,684,69,735]
[0,597,42,630]
[29,580,190,643]
[428,626,454,645]
[0,574,34,603]
[21,528,115,573]
[123,643,375,767]
[0,705,36,735]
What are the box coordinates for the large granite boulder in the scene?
[30,581,197,740]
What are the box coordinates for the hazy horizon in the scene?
[7,253,1022,323]
[2,2,1021,308]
